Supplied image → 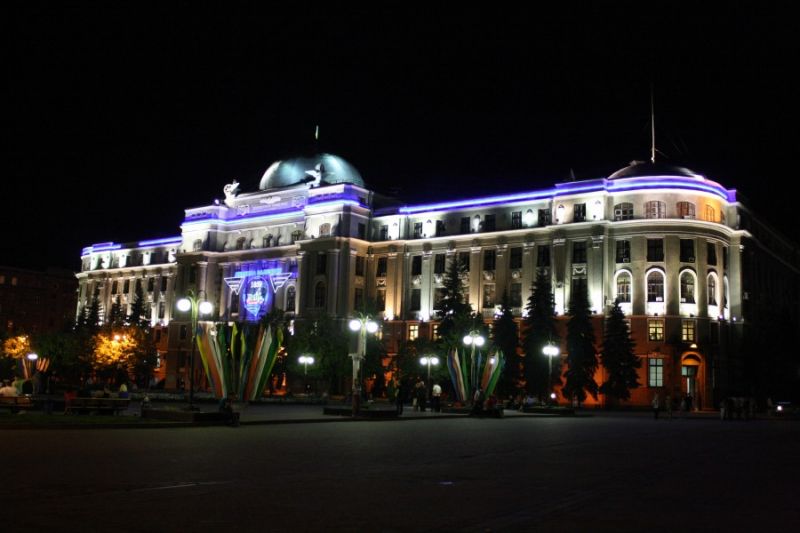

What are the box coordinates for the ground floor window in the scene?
[648,358,664,387]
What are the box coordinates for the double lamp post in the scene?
[176,290,213,410]
[348,315,379,416]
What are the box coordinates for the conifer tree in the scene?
[126,280,148,329]
[492,290,519,396]
[521,270,558,399]
[84,294,101,334]
[109,295,124,327]
[600,300,641,402]
[562,281,598,405]
[437,254,473,347]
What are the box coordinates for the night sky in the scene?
[4,2,799,271]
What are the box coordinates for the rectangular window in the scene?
[537,245,551,267]
[147,277,155,292]
[648,358,664,387]
[459,251,471,272]
[572,241,587,264]
[616,274,631,303]
[483,249,496,270]
[123,279,130,294]
[436,220,446,236]
[410,288,421,311]
[161,277,168,292]
[377,257,388,277]
[408,324,419,341]
[511,211,522,229]
[681,319,696,342]
[354,288,364,311]
[648,319,665,341]
[647,239,664,262]
[411,256,422,276]
[431,323,440,341]
[434,254,446,274]
[376,288,386,311]
[380,225,389,240]
[509,247,523,269]
[483,283,496,308]
[707,242,717,265]
[460,217,470,234]
[511,282,522,307]
[483,214,496,232]
[538,209,551,226]
[574,203,586,222]
[316,253,327,275]
[616,240,631,263]
[413,222,423,239]
[645,201,667,219]
[614,203,634,221]
[355,256,365,277]
[680,239,695,262]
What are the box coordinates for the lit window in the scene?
[707,274,718,306]
[682,319,696,342]
[648,358,664,387]
[616,272,632,303]
[648,318,664,341]
[680,272,695,303]
[704,204,716,222]
[647,271,665,302]
[677,202,696,219]
[431,323,440,340]
[408,324,419,341]
[645,201,666,219]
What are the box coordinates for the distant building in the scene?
[76,154,800,405]
[0,266,77,335]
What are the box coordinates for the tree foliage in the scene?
[287,311,349,394]
[437,254,473,348]
[492,290,520,396]
[521,271,558,398]
[599,300,641,402]
[562,282,598,404]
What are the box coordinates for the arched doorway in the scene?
[681,354,703,410]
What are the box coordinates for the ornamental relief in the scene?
[412,275,422,286]
[573,265,587,276]
[483,270,495,281]
[511,270,521,280]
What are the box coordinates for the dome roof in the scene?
[259,153,365,190]
[608,161,704,180]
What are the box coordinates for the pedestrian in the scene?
[665,393,673,420]
[431,382,442,412]
[416,380,427,412]
[652,392,661,420]
[395,384,404,416]
[472,388,484,415]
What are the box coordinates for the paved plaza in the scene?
[6,410,799,532]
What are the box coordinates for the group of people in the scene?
[395,379,442,414]
[651,392,696,419]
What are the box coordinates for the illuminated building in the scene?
[76,154,800,404]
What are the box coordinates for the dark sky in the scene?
[4,2,799,270]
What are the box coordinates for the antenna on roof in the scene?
[650,84,656,164]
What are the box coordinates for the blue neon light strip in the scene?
[394,176,733,215]
[138,236,182,247]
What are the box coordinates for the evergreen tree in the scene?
[437,254,474,348]
[521,271,558,399]
[562,281,598,405]
[492,290,520,396]
[84,294,101,334]
[126,281,148,329]
[108,295,124,327]
[600,300,641,402]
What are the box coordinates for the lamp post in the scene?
[348,315,379,416]
[419,356,440,385]
[542,341,560,403]
[462,331,485,400]
[25,352,38,380]
[298,355,314,395]
[176,290,213,410]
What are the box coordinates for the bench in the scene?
[65,397,130,415]
[0,395,34,413]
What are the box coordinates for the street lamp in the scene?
[348,315,379,416]
[463,331,485,399]
[298,355,315,396]
[543,341,560,403]
[24,352,38,380]
[176,290,213,410]
[419,356,440,384]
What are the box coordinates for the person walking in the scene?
[394,384,404,416]
[652,392,661,420]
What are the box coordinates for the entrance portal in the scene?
[681,354,702,409]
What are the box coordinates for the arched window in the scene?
[472,215,481,232]
[645,201,666,219]
[647,271,665,302]
[235,237,246,250]
[314,282,326,308]
[705,204,716,222]
[556,204,566,223]
[614,202,634,221]
[247,239,254,249]
[193,239,203,251]
[677,201,696,219]
[707,273,718,306]
[615,271,632,303]
[680,271,696,304]
[424,219,433,237]
[285,285,296,312]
